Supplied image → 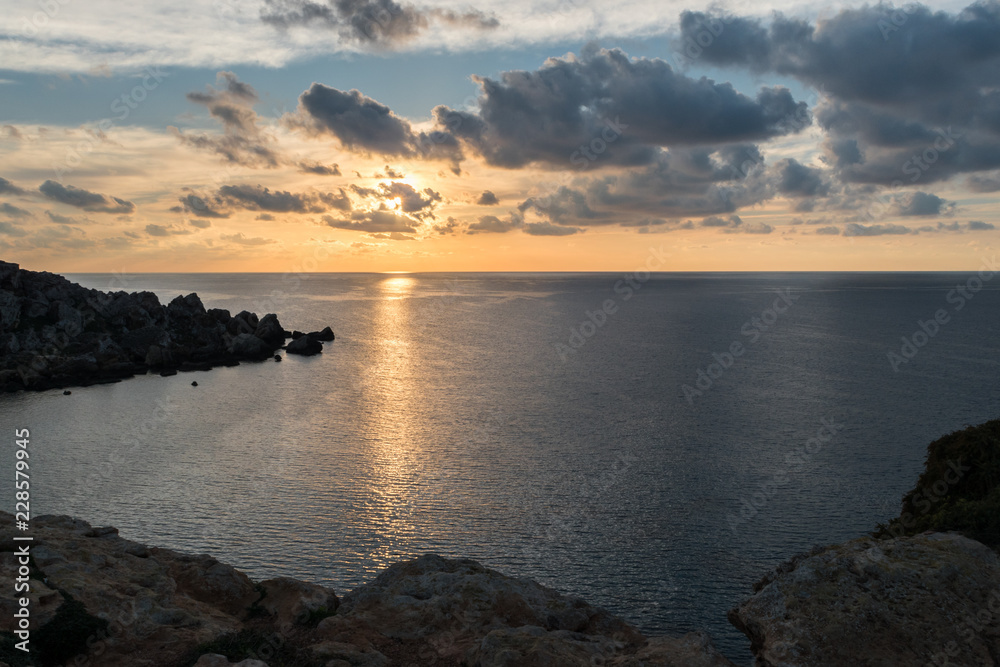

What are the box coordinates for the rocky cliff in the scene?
[0,261,333,392]
[0,513,734,667]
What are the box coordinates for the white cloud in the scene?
[0,0,974,73]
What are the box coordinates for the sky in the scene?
[0,0,999,272]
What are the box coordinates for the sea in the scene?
[4,271,1000,663]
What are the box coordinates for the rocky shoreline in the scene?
[0,262,334,393]
[2,510,998,667]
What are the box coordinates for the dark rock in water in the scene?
[274,354,281,362]
[228,333,272,360]
[63,389,71,395]
[254,313,286,347]
[191,381,198,387]
[0,260,320,392]
[286,335,323,356]
[290,330,304,339]
[308,326,335,342]
[160,368,178,377]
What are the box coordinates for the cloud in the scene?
[221,232,277,245]
[298,161,341,175]
[894,191,954,217]
[218,184,329,213]
[477,190,499,205]
[0,221,27,237]
[466,213,523,234]
[189,218,212,228]
[701,214,743,228]
[967,220,996,230]
[524,221,581,236]
[38,180,135,214]
[434,46,809,169]
[968,172,1000,192]
[179,185,354,218]
[179,194,231,218]
[368,231,415,240]
[322,210,417,232]
[774,158,829,197]
[0,177,26,196]
[289,83,463,170]
[173,72,281,168]
[843,222,913,236]
[146,223,192,236]
[261,0,498,47]
[45,211,88,225]
[815,226,841,235]
[679,4,1000,186]
[0,203,31,218]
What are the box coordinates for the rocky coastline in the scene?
[0,262,334,393]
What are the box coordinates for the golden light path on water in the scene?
[356,275,425,573]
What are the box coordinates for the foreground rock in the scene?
[0,261,334,391]
[0,513,733,667]
[729,532,1000,666]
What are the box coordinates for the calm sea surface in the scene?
[4,272,1000,662]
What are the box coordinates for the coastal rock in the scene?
[309,326,335,342]
[0,261,325,391]
[257,576,339,627]
[729,532,1000,666]
[0,512,734,667]
[228,332,273,359]
[253,313,287,347]
[286,335,323,356]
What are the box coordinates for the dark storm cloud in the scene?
[433,47,809,169]
[39,180,135,214]
[174,72,281,168]
[322,210,418,233]
[261,0,498,46]
[476,190,499,205]
[0,177,26,196]
[679,4,1000,186]
[291,83,463,171]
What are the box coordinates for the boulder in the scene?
[228,333,272,360]
[308,326,335,342]
[258,577,338,628]
[254,313,286,347]
[729,532,1000,666]
[285,335,323,356]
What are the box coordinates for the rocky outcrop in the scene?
[0,513,733,667]
[729,532,1000,666]
[0,261,334,391]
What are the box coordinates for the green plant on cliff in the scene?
[875,418,1000,548]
